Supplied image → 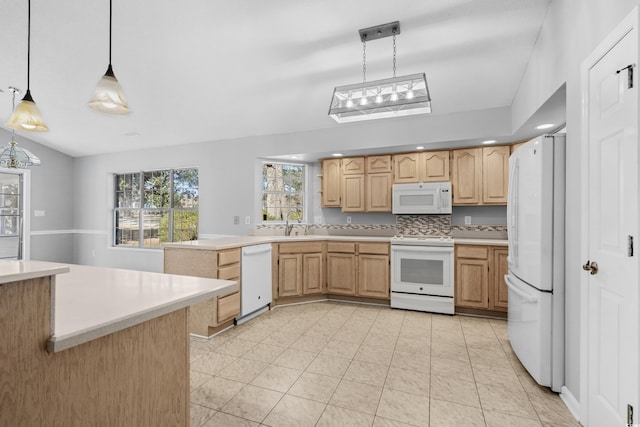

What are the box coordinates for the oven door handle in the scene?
[391,245,453,253]
[504,275,538,304]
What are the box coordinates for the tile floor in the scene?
[189,301,580,427]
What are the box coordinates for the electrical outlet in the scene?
[464,216,472,225]
[34,210,45,217]
[346,216,352,224]
[245,216,251,225]
[314,216,322,224]
[233,216,240,225]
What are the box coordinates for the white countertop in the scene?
[0,260,70,284]
[164,235,508,250]
[45,264,237,352]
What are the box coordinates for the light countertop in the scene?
[0,260,70,284]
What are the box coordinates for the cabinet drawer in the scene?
[218,264,240,280]
[327,242,356,253]
[358,242,389,255]
[218,249,241,267]
[217,292,240,323]
[456,245,489,259]
[278,242,324,254]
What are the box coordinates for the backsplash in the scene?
[396,215,451,236]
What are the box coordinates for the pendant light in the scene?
[0,87,41,168]
[88,0,130,115]
[5,0,49,132]
[329,21,432,123]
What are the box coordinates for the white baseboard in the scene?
[560,386,581,423]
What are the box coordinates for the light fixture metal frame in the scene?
[328,21,432,123]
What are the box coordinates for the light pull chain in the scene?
[362,36,367,83]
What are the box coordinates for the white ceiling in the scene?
[0,0,554,158]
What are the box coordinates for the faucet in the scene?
[285,207,302,236]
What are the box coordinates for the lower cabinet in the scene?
[277,242,324,298]
[358,254,390,298]
[455,244,508,312]
[326,252,357,295]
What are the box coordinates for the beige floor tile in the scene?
[484,410,543,427]
[250,364,302,393]
[333,328,368,344]
[288,372,341,403]
[344,360,390,387]
[468,347,512,368]
[430,356,473,382]
[217,358,269,383]
[329,379,383,415]
[236,325,274,342]
[202,411,259,427]
[430,374,481,408]
[190,403,217,427]
[320,339,361,359]
[190,376,245,410]
[431,330,466,347]
[373,416,414,426]
[430,341,469,362]
[528,393,582,426]
[372,323,402,336]
[316,405,375,427]
[472,362,524,391]
[477,382,538,419]
[272,348,317,370]
[354,344,394,366]
[262,394,326,427]
[384,366,430,397]
[394,336,430,354]
[261,330,301,348]
[214,338,258,357]
[518,372,558,398]
[391,350,430,374]
[464,333,504,351]
[191,351,238,376]
[221,384,283,423]
[290,334,330,352]
[191,347,211,364]
[363,332,399,349]
[401,313,432,330]
[305,323,339,339]
[306,354,351,378]
[376,388,429,426]
[241,342,287,364]
[429,398,485,427]
[191,370,214,390]
[398,326,431,340]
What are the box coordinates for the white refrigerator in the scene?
[505,134,565,392]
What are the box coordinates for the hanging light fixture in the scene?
[5,0,49,132]
[88,0,130,115]
[328,21,431,123]
[1,87,41,168]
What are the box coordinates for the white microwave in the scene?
[392,182,452,214]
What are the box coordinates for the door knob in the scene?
[582,260,599,275]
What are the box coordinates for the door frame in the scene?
[579,6,639,425]
[0,167,31,260]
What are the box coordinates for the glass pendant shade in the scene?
[88,65,130,115]
[0,140,41,169]
[5,90,49,132]
[329,73,431,123]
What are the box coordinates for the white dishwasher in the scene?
[240,243,272,321]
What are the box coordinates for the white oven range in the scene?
[390,236,454,314]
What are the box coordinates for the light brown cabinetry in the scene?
[454,244,508,312]
[393,151,450,183]
[452,146,509,205]
[367,155,392,173]
[366,155,392,212]
[510,142,526,154]
[393,152,420,183]
[342,174,366,212]
[342,157,366,175]
[358,243,390,298]
[321,159,342,207]
[163,247,241,336]
[326,242,357,295]
[277,242,324,298]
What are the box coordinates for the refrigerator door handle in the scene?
[504,275,538,304]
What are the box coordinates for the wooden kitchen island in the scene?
[0,260,238,427]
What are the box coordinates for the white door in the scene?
[585,20,639,427]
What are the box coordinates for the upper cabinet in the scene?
[342,157,365,175]
[366,155,392,212]
[367,155,392,174]
[393,151,450,183]
[321,159,341,207]
[393,152,420,183]
[452,146,509,205]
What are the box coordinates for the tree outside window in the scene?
[261,162,305,223]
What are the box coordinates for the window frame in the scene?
[260,161,307,225]
[112,167,199,249]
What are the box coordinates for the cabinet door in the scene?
[482,146,509,204]
[342,175,365,212]
[358,254,389,298]
[302,253,324,295]
[420,150,450,182]
[322,159,342,207]
[510,141,526,155]
[278,254,302,297]
[366,173,392,212]
[452,148,482,205]
[326,253,356,295]
[393,153,419,183]
[342,157,366,175]
[367,155,392,173]
[490,247,509,311]
[455,258,489,308]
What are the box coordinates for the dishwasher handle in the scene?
[504,275,538,304]
[242,245,272,256]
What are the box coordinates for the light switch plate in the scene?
[464,216,472,225]
[233,216,240,225]
[34,210,45,217]
[245,216,251,225]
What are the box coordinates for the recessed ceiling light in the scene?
[290,155,299,159]
[332,153,343,157]
[536,123,555,130]
[124,131,141,137]
[416,146,425,150]
[482,140,496,144]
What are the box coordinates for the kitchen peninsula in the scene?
[0,260,238,427]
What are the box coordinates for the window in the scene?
[114,168,198,248]
[261,162,305,223]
